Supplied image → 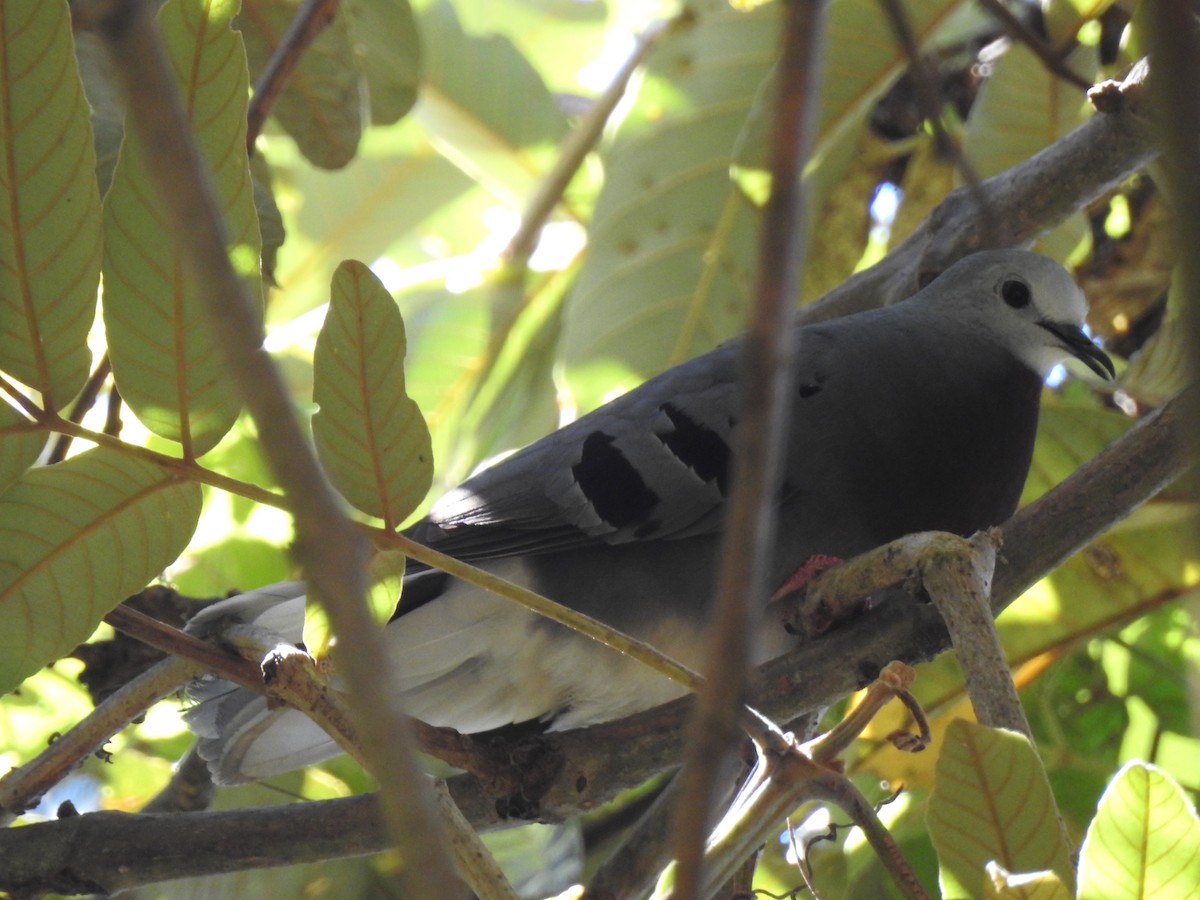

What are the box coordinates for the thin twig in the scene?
[670,1,827,895]
[0,654,204,826]
[47,356,111,464]
[245,0,341,151]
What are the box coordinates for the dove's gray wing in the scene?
[406,338,744,560]
[185,249,1114,784]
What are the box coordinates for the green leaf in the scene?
[346,0,420,126]
[102,0,262,459]
[313,260,433,527]
[0,446,202,695]
[0,0,102,409]
[239,0,363,169]
[0,403,45,494]
[561,0,774,412]
[1078,761,1200,899]
[415,0,568,206]
[929,720,1073,897]
[964,42,1095,180]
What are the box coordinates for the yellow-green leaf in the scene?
[0,447,202,694]
[561,0,774,412]
[0,0,101,409]
[964,42,1094,180]
[929,720,1073,897]
[303,547,405,658]
[0,403,44,494]
[102,0,261,458]
[346,0,420,126]
[313,260,433,528]
[239,0,363,170]
[416,0,567,207]
[1078,761,1200,899]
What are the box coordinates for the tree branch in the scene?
[670,0,826,893]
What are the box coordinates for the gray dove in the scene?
[185,249,1114,784]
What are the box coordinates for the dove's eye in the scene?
[1001,278,1031,309]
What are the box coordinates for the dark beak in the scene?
[1038,321,1116,380]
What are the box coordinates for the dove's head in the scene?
[925,249,1115,381]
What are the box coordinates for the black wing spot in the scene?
[658,402,732,495]
[572,431,660,529]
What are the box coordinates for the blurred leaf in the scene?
[0,0,101,408]
[964,42,1095,180]
[928,720,1073,897]
[448,0,607,91]
[416,0,568,206]
[456,273,561,472]
[171,535,292,598]
[313,260,433,527]
[964,41,1097,262]
[240,0,363,169]
[734,0,966,171]
[1077,761,1200,899]
[0,447,202,695]
[346,0,421,126]
[395,281,492,492]
[102,0,261,458]
[561,0,774,412]
[269,134,475,319]
[367,548,406,619]
[1021,398,1132,503]
[1121,264,1191,405]
[1042,0,1118,46]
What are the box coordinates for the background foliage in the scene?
[0,0,1197,896]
